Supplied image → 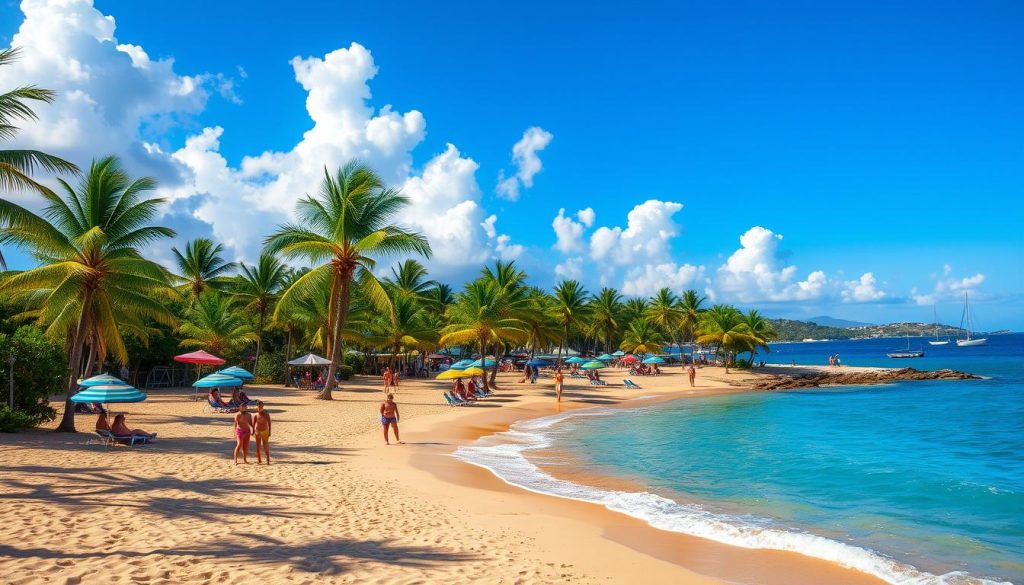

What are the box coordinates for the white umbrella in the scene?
[288,353,332,366]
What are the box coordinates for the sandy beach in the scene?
[0,365,901,585]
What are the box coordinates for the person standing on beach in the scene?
[252,400,272,465]
[554,368,564,402]
[380,394,402,445]
[233,403,253,465]
[383,366,392,393]
[835,354,842,367]
[393,368,401,391]
[687,364,696,387]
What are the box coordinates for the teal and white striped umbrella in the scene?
[642,356,666,364]
[78,373,129,387]
[193,373,244,388]
[469,358,497,367]
[71,384,147,403]
[216,366,254,380]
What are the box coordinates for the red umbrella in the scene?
[175,350,226,400]
[620,355,639,363]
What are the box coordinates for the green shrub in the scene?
[0,326,65,428]
[337,364,354,381]
[0,405,37,432]
[254,349,286,384]
[343,352,364,375]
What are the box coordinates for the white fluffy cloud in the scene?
[495,126,553,200]
[589,200,684,265]
[911,264,986,305]
[554,256,584,281]
[551,207,594,253]
[622,263,706,297]
[841,272,887,303]
[715,226,829,302]
[5,0,511,278]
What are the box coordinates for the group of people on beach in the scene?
[828,354,843,367]
[232,401,272,464]
[96,411,156,441]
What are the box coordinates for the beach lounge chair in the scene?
[624,379,642,389]
[95,429,149,447]
[443,392,463,407]
[207,397,237,413]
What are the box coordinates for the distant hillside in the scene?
[768,319,966,342]
[806,315,874,328]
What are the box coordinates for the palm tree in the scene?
[622,297,649,324]
[0,47,80,269]
[521,287,560,357]
[0,155,175,431]
[171,238,235,301]
[588,287,624,352]
[679,289,706,342]
[266,162,431,399]
[178,292,258,356]
[385,259,435,300]
[422,282,455,320]
[645,287,683,350]
[695,304,755,373]
[619,318,666,354]
[553,279,591,363]
[232,252,287,375]
[740,309,778,366]
[374,293,439,369]
[440,279,527,392]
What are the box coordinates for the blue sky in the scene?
[1,0,1022,328]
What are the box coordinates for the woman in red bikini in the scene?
[233,403,254,464]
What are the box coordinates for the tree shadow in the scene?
[0,534,480,574]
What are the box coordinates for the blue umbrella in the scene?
[217,366,254,380]
[612,350,625,356]
[581,360,606,370]
[71,384,147,404]
[449,359,474,370]
[596,353,615,361]
[470,358,497,368]
[642,356,665,364]
[525,358,550,367]
[78,373,129,387]
[193,373,243,388]
[565,356,586,364]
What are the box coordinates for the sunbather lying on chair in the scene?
[111,413,156,441]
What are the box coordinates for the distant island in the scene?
[768,318,984,342]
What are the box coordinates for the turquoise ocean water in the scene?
[456,333,1024,584]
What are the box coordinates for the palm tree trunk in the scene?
[478,334,490,392]
[82,341,96,378]
[284,327,293,387]
[319,273,348,400]
[56,290,93,432]
[253,309,266,377]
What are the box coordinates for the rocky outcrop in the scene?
[750,368,981,391]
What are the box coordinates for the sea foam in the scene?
[453,408,1012,585]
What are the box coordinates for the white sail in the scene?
[929,306,949,345]
[956,293,987,347]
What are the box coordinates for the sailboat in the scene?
[956,292,987,347]
[928,306,950,346]
[888,335,924,358]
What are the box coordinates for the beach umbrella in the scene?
[565,356,586,364]
[426,353,449,360]
[460,367,486,377]
[596,353,615,361]
[525,358,550,367]
[469,358,497,368]
[436,369,465,380]
[620,355,639,364]
[78,373,129,387]
[287,353,331,366]
[449,359,474,370]
[71,384,147,404]
[175,350,226,400]
[580,360,606,370]
[642,356,665,364]
[612,350,625,356]
[217,366,254,380]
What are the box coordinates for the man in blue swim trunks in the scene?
[379,394,402,445]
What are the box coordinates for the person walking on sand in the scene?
[392,368,401,391]
[383,366,393,393]
[380,394,402,445]
[687,364,696,387]
[233,403,254,465]
[252,400,272,465]
[554,368,564,402]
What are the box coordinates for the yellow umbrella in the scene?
[460,367,485,376]
[436,369,465,380]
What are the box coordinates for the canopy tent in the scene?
[217,366,254,380]
[78,373,129,387]
[288,353,331,366]
[642,356,666,364]
[581,360,606,370]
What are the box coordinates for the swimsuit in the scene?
[235,427,251,440]
[255,429,270,439]
[381,416,397,425]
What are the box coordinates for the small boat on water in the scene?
[888,336,924,358]
[928,306,950,346]
[956,292,987,347]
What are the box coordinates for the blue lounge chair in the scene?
[624,379,642,389]
[95,429,150,447]
[443,392,462,407]
[207,397,237,413]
